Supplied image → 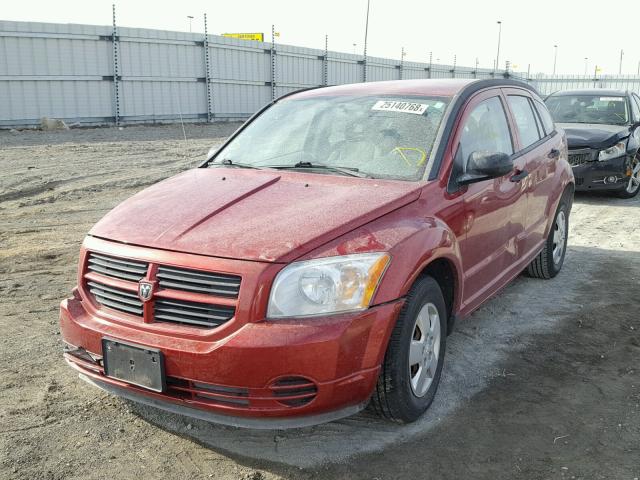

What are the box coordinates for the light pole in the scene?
[495,21,502,72]
[363,0,370,82]
[584,57,588,76]
[553,45,558,75]
[187,15,194,33]
[352,43,357,54]
[619,49,624,75]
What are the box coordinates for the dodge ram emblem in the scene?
[138,281,153,302]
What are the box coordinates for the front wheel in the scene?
[370,276,447,423]
[526,198,569,279]
[616,155,640,198]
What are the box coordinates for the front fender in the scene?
[299,200,464,314]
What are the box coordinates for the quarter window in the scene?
[457,96,513,173]
[534,99,555,135]
[508,96,542,149]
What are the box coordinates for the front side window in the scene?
[545,94,629,125]
[211,95,451,181]
[630,94,640,122]
[457,96,513,173]
[508,96,542,149]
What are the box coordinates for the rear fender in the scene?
[543,172,575,239]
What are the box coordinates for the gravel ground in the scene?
[1,124,639,480]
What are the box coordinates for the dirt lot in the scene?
[1,124,639,480]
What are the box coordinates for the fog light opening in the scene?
[603,176,619,185]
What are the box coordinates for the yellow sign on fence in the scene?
[222,33,264,42]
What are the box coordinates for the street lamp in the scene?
[187,15,194,33]
[363,0,370,82]
[352,43,357,54]
[495,21,502,72]
[619,49,624,75]
[553,44,558,75]
[584,57,588,76]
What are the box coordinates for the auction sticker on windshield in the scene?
[372,100,428,115]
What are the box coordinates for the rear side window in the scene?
[534,99,555,135]
[458,96,513,172]
[507,96,542,149]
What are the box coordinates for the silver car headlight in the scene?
[598,140,627,161]
[267,253,391,319]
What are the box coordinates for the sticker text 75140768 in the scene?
[371,101,428,115]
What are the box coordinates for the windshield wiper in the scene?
[210,159,263,169]
[266,161,370,178]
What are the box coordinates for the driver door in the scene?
[451,90,528,313]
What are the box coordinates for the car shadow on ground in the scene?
[127,241,640,478]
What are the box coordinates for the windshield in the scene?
[545,94,629,125]
[210,95,450,180]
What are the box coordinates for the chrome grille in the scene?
[157,265,241,298]
[87,281,143,316]
[87,253,148,282]
[85,251,240,329]
[154,298,235,328]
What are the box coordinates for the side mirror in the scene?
[457,151,513,186]
[630,121,640,132]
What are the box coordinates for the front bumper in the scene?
[572,155,633,191]
[60,291,403,428]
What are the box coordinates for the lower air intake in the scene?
[269,376,318,407]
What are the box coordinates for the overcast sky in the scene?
[3,0,639,76]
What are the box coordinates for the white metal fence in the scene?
[0,20,514,128]
[529,74,640,97]
[2,20,639,128]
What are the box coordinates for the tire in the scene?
[526,197,569,279]
[370,276,447,423]
[616,154,640,199]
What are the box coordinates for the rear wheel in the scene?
[370,276,447,423]
[526,198,569,279]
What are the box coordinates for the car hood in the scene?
[90,168,422,263]
[557,122,630,149]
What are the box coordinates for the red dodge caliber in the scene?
[60,79,574,428]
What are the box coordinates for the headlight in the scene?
[598,140,627,161]
[267,253,391,318]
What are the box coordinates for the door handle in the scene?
[510,169,529,182]
[548,148,560,159]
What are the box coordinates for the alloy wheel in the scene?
[409,303,441,397]
[626,157,640,194]
[552,210,567,265]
